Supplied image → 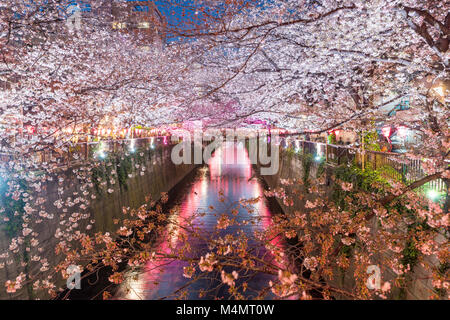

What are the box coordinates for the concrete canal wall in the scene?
[258,148,440,300]
[0,144,197,299]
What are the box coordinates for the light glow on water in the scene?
[117,143,289,300]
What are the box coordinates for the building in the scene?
[109,0,166,47]
[60,1,166,47]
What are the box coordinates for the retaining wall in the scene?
[259,149,440,300]
[0,144,197,299]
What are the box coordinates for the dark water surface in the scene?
[116,142,289,300]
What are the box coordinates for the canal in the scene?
[115,142,291,300]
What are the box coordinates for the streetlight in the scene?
[98,150,107,160]
[95,141,107,160]
[426,189,441,202]
[129,139,136,153]
[150,137,156,149]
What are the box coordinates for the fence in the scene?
[280,137,447,194]
[1,135,448,195]
[0,136,174,169]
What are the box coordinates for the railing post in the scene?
[361,134,365,171]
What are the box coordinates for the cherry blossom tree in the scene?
[0,0,448,300]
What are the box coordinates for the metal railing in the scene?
[1,135,447,194]
[280,138,447,194]
[0,136,175,169]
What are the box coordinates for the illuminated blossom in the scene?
[303,257,319,271]
[198,253,218,272]
[221,270,238,287]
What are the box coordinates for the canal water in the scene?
[116,142,289,300]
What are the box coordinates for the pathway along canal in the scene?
[114,142,300,300]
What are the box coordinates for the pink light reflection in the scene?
[117,142,293,300]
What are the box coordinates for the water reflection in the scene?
[117,142,286,300]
